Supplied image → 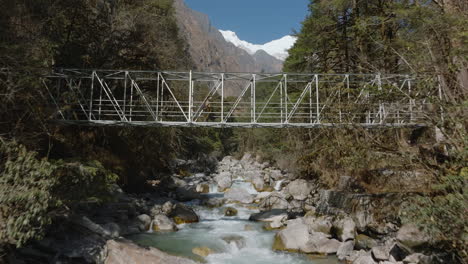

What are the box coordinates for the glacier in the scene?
[219,30,296,61]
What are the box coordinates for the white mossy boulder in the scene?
[286,179,314,201]
[152,214,177,232]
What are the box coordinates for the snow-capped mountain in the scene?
[220,30,296,61]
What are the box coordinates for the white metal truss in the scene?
[42,69,436,128]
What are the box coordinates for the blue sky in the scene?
[184,0,309,44]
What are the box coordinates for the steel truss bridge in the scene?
[43,69,437,128]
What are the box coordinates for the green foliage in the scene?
[0,139,117,247]
[402,166,468,259]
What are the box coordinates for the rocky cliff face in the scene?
[173,0,283,75]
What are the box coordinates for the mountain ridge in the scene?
[219,30,296,61]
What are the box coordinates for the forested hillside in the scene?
[0,0,230,258]
[237,0,467,260]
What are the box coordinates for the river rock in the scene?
[162,201,174,215]
[286,179,313,201]
[371,245,392,261]
[269,169,284,181]
[303,215,333,235]
[224,187,254,204]
[396,224,430,251]
[215,172,232,192]
[355,234,378,250]
[258,192,289,210]
[252,174,266,192]
[103,223,121,238]
[403,253,431,264]
[176,186,202,201]
[272,219,309,252]
[301,232,342,254]
[136,214,152,231]
[202,197,225,208]
[249,209,288,222]
[105,240,197,264]
[224,207,238,216]
[337,240,355,260]
[192,247,214,257]
[152,214,177,231]
[333,217,356,241]
[168,204,199,224]
[264,214,287,230]
[196,183,209,193]
[353,254,377,264]
[221,235,246,249]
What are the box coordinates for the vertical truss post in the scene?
[124,71,128,119]
[408,75,413,123]
[252,74,256,123]
[89,71,95,121]
[315,75,320,123]
[280,78,283,124]
[189,70,193,122]
[129,73,134,121]
[156,72,160,121]
[377,74,383,124]
[221,73,224,122]
[160,73,165,122]
[96,71,102,120]
[309,75,313,123]
[437,75,444,122]
[284,74,288,123]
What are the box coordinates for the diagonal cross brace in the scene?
[223,78,253,123]
[286,77,315,123]
[193,80,222,122]
[94,72,128,122]
[126,74,158,121]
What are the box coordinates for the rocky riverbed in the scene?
[9,153,444,264]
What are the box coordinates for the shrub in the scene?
[0,139,117,247]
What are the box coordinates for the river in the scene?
[128,177,339,264]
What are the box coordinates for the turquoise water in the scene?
[129,181,340,264]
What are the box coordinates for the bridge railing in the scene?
[42,69,438,128]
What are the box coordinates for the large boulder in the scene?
[252,174,266,192]
[152,214,177,232]
[272,219,310,252]
[263,214,287,230]
[268,169,284,181]
[249,209,288,222]
[301,232,342,254]
[105,240,197,264]
[371,245,391,261]
[136,214,152,231]
[303,215,333,235]
[286,179,313,201]
[175,186,202,201]
[355,234,378,250]
[396,224,430,251]
[215,172,232,192]
[333,217,356,241]
[196,183,209,193]
[337,240,355,261]
[168,204,199,224]
[224,187,254,204]
[258,192,288,210]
